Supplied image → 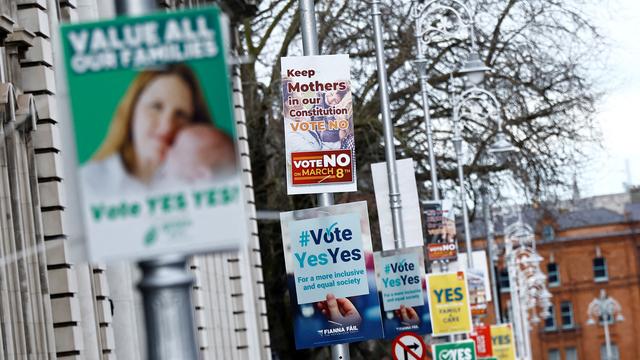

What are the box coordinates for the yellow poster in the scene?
[426,271,472,336]
[490,324,517,360]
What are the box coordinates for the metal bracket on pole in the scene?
[114,0,157,16]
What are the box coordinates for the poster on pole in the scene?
[280,201,383,349]
[281,54,356,195]
[450,251,491,315]
[432,340,477,360]
[61,7,248,261]
[426,271,473,336]
[374,247,432,337]
[425,200,458,261]
[490,324,517,360]
[372,159,424,250]
[469,324,493,358]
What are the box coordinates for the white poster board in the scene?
[372,158,424,250]
[450,250,492,302]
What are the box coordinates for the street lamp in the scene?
[412,0,474,200]
[503,213,552,360]
[459,53,491,86]
[451,83,504,269]
[587,289,624,360]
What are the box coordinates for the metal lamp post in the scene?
[514,248,547,360]
[479,124,518,324]
[411,0,475,200]
[451,84,502,269]
[479,126,518,325]
[296,1,350,359]
[503,214,552,360]
[371,0,406,251]
[411,2,519,325]
[587,289,624,360]
[299,1,410,358]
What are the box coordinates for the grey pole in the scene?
[452,101,473,269]
[138,255,198,360]
[603,315,613,360]
[481,184,501,323]
[113,1,198,359]
[520,288,532,360]
[505,241,525,358]
[297,1,349,359]
[414,26,439,200]
[371,0,405,249]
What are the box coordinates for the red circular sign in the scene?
[392,332,427,360]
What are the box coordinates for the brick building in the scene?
[0,1,269,359]
[474,190,640,360]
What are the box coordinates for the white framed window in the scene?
[548,348,560,360]
[544,304,556,331]
[547,262,560,287]
[560,301,574,329]
[593,257,608,282]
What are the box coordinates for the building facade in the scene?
[0,0,269,359]
[476,190,640,360]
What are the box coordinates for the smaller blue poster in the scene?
[374,247,432,338]
[280,201,383,349]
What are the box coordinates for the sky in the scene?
[580,0,640,196]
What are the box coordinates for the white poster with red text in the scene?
[281,54,357,195]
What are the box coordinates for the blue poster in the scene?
[280,201,383,349]
[374,247,432,338]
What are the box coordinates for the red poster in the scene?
[469,324,493,358]
[427,242,458,261]
[291,149,353,185]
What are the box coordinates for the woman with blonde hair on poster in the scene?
[82,63,235,193]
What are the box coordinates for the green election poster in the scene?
[61,7,248,261]
[432,340,477,360]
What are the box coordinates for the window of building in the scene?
[544,304,556,331]
[560,301,574,329]
[593,257,608,282]
[566,347,578,360]
[543,225,555,241]
[499,268,510,292]
[548,349,560,360]
[547,262,560,287]
[600,344,619,360]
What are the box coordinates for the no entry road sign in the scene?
[392,332,427,360]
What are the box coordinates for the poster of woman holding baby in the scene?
[61,8,249,262]
[82,63,237,191]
